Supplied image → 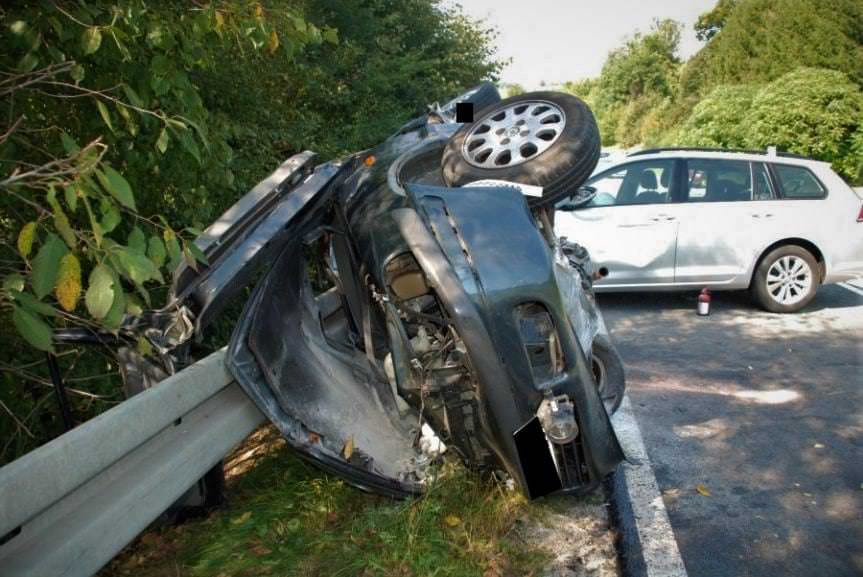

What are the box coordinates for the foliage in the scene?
[694,0,737,41]
[744,68,863,180]
[680,0,863,96]
[500,82,525,98]
[101,429,563,577]
[1,2,325,356]
[678,69,863,181]
[562,19,681,147]
[0,0,501,462]
[596,19,681,108]
[564,0,863,183]
[677,84,759,147]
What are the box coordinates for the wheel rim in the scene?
[591,355,617,414]
[766,255,812,306]
[461,100,566,169]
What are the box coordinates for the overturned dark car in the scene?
[131,84,626,499]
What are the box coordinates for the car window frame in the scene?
[766,162,828,200]
[750,161,777,201]
[567,158,679,209]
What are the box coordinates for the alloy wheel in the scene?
[766,255,812,306]
[461,100,565,168]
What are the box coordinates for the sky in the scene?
[454,0,718,89]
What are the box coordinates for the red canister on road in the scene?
[697,288,711,316]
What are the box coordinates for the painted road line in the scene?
[610,395,688,577]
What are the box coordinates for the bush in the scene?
[680,0,863,96]
[0,0,501,463]
[743,68,863,181]
[678,84,758,148]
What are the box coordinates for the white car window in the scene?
[685,159,752,202]
[577,160,674,207]
[772,164,826,199]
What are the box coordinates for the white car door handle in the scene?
[650,215,676,222]
[750,213,774,218]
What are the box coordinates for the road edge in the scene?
[607,394,688,577]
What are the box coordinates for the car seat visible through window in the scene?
[634,169,663,204]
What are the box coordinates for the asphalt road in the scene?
[598,282,863,577]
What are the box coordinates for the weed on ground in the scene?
[102,427,617,577]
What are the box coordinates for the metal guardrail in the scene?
[0,349,265,577]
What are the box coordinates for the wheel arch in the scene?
[749,238,826,287]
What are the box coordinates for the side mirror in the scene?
[559,186,596,210]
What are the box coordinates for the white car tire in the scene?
[752,245,819,313]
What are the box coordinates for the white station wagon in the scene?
[554,148,863,312]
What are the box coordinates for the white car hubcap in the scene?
[766,255,812,306]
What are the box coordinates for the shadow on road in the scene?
[598,285,863,577]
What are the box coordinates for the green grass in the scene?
[103,428,554,577]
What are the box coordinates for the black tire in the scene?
[441,91,600,208]
[752,245,819,313]
[591,336,625,415]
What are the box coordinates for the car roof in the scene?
[617,147,828,168]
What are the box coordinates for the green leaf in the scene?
[175,127,201,164]
[17,221,37,259]
[54,209,77,249]
[156,127,169,154]
[82,26,102,55]
[183,246,198,272]
[103,284,126,330]
[99,205,121,234]
[147,236,166,267]
[165,231,182,271]
[82,195,103,247]
[70,63,85,83]
[10,290,58,317]
[322,27,338,44]
[184,240,209,266]
[60,132,80,154]
[10,20,28,35]
[116,249,161,285]
[136,335,153,357]
[63,185,78,212]
[3,274,26,294]
[96,100,114,133]
[18,51,39,72]
[31,233,68,299]
[85,264,115,320]
[46,185,61,213]
[12,306,54,352]
[127,226,146,254]
[125,293,143,316]
[96,166,136,211]
[122,84,144,108]
[134,284,151,308]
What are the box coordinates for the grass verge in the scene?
[101,427,616,577]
